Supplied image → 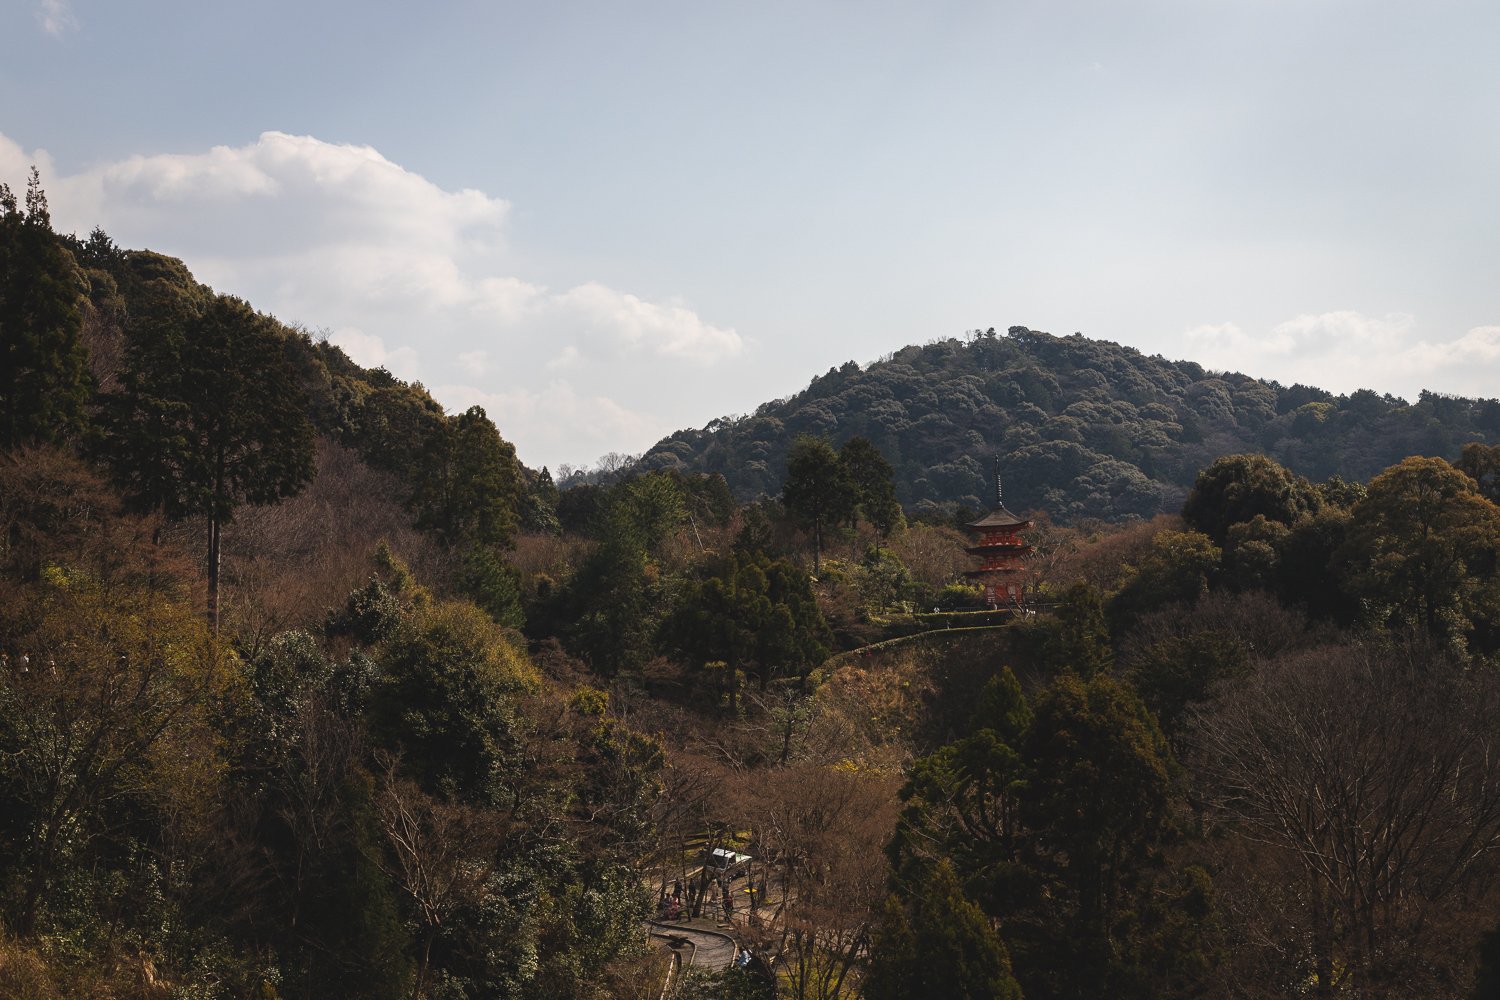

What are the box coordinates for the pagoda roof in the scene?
[966,504,1030,529]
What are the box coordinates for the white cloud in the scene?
[556,283,744,362]
[1,131,743,465]
[435,381,669,469]
[1183,311,1500,400]
[458,350,490,377]
[330,328,420,377]
[37,0,77,35]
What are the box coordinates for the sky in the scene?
[3,0,1499,471]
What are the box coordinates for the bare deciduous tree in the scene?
[1192,642,1500,997]
[373,761,506,999]
[752,763,899,1000]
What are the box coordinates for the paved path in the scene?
[648,919,738,972]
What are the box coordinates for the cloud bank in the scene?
[0,131,742,466]
[1186,311,1500,401]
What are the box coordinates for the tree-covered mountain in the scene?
[16,174,1500,998]
[639,326,1500,521]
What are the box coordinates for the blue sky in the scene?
[4,1,1499,470]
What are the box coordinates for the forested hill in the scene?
[18,209,533,551]
[639,326,1500,521]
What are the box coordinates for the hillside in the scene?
[15,179,1500,999]
[638,326,1500,520]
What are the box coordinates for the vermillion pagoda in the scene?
[964,460,1033,608]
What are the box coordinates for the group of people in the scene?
[655,868,770,923]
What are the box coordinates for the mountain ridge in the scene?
[635,326,1499,521]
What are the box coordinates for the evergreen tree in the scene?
[1182,453,1319,545]
[1045,582,1113,677]
[1014,673,1194,999]
[0,169,91,449]
[105,293,315,630]
[665,550,830,695]
[410,405,522,550]
[864,860,1022,1000]
[782,434,854,574]
[1341,455,1500,651]
[839,435,903,544]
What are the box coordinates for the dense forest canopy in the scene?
[8,175,1500,999]
[639,326,1500,521]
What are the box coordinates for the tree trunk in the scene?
[207,511,221,634]
[208,446,225,633]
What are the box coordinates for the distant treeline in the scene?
[639,326,1500,521]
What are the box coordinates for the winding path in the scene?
[648,919,738,972]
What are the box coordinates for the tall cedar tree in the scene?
[409,405,521,551]
[0,171,91,449]
[783,434,854,574]
[839,435,903,545]
[106,294,314,630]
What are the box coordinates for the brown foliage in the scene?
[1052,513,1183,595]
[219,437,446,651]
[886,523,968,588]
[751,762,900,1000]
[1192,642,1500,997]
[0,445,193,596]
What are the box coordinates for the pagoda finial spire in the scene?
[994,454,1003,507]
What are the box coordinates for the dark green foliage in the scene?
[1275,508,1361,624]
[563,535,657,676]
[345,379,447,473]
[664,549,831,692]
[864,860,1022,1000]
[1128,630,1247,737]
[893,670,1209,1000]
[1221,514,1288,592]
[1045,582,1113,677]
[325,575,405,647]
[0,171,91,450]
[369,602,529,805]
[782,434,854,572]
[892,669,1029,885]
[557,476,684,675]
[1016,674,1179,997]
[1109,530,1220,622]
[278,772,415,1000]
[456,545,526,629]
[104,291,316,628]
[519,465,562,534]
[556,482,607,535]
[409,405,522,551]
[566,689,665,853]
[671,965,775,1000]
[839,435,903,541]
[1317,473,1367,509]
[640,327,1500,522]
[682,469,735,528]
[1455,442,1500,503]
[1182,453,1319,545]
[1340,456,1500,651]
[106,293,314,522]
